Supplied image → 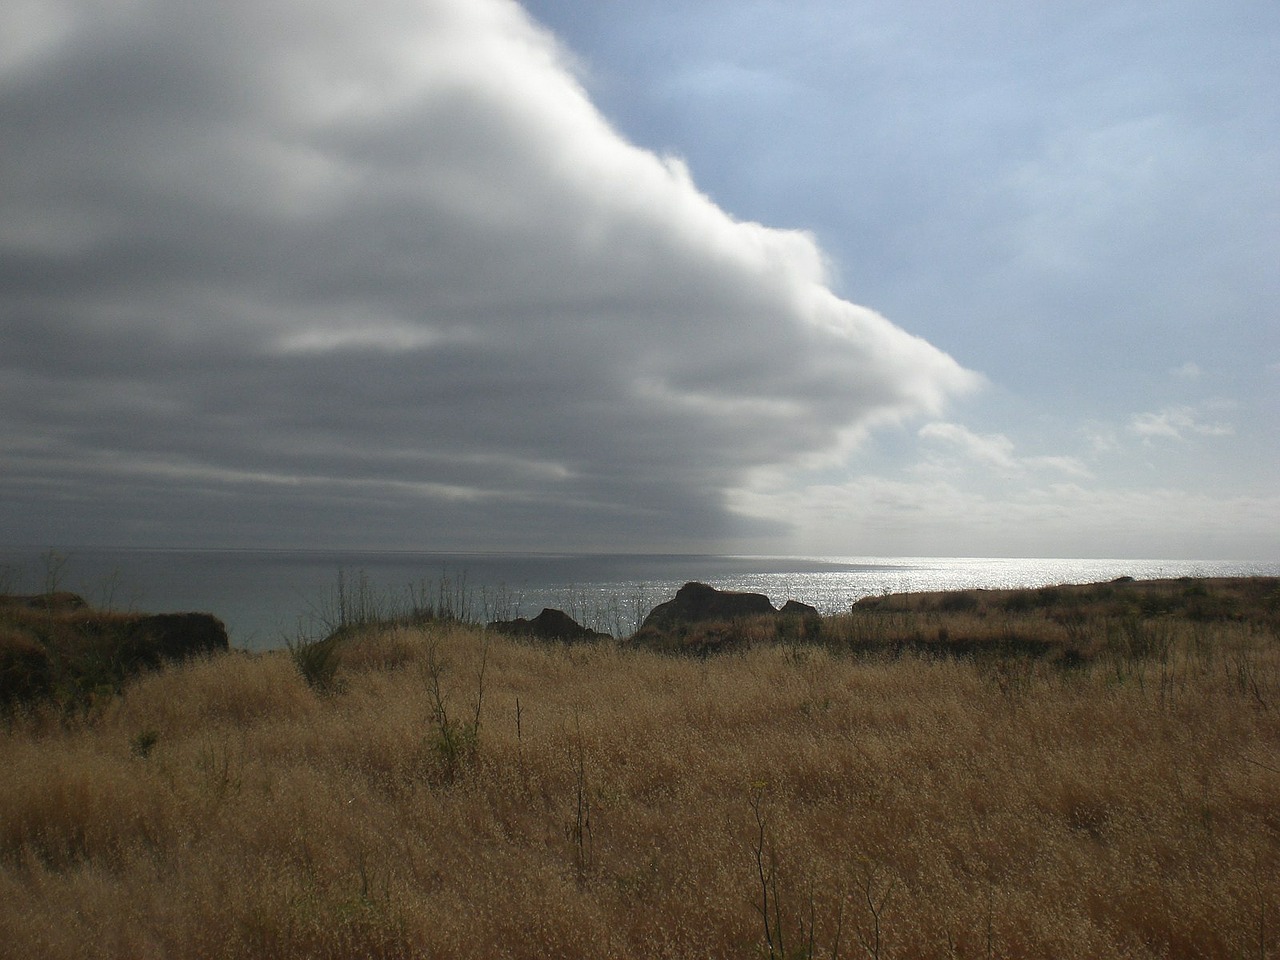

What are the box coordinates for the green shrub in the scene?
[287,633,344,692]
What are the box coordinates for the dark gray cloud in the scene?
[0,0,975,550]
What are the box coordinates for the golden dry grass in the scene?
[2,593,1279,958]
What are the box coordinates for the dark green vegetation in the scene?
[0,593,227,710]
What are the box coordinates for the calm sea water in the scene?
[2,547,1277,650]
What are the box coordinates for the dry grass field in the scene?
[2,578,1278,958]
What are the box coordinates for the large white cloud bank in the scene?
[0,0,977,548]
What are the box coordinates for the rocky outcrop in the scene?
[639,582,777,634]
[633,582,822,653]
[487,608,609,643]
[116,613,230,668]
[780,599,820,618]
[1,598,229,708]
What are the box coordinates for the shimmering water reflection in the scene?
[1,549,1275,649]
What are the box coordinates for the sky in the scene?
[1,0,1276,560]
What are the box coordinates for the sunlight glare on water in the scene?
[1,549,1276,649]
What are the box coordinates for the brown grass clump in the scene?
[2,581,1279,958]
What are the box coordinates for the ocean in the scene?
[2,547,1277,650]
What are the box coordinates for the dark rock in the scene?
[778,599,821,641]
[779,599,820,618]
[639,582,777,633]
[120,613,230,668]
[487,608,609,643]
[633,582,827,653]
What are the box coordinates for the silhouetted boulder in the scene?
[487,608,609,642]
[777,599,821,641]
[639,582,777,634]
[632,583,827,653]
[118,613,230,668]
[779,599,819,618]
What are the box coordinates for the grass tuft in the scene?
[286,632,345,693]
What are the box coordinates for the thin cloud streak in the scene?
[1129,405,1235,443]
[918,422,1091,479]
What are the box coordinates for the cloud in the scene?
[1128,405,1235,443]
[919,422,1019,472]
[0,0,977,549]
[1079,423,1120,456]
[917,422,1091,478]
[728,474,1280,561]
[1170,361,1202,380]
